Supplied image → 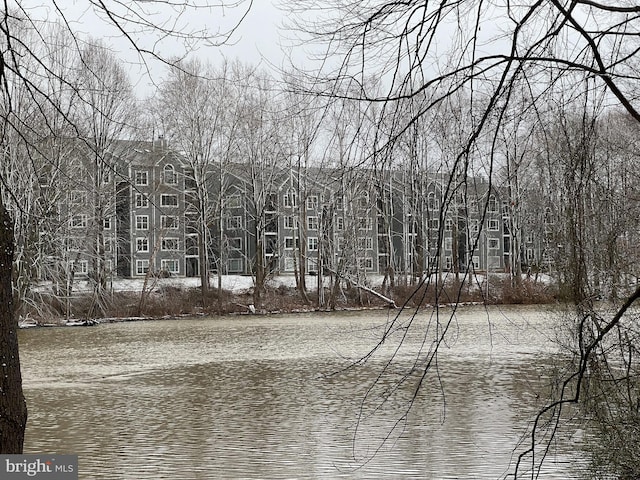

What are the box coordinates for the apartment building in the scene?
[52,141,523,283]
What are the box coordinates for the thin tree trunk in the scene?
[0,202,28,453]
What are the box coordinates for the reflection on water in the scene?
[19,306,586,479]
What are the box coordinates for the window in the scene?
[488,195,498,213]
[284,257,295,272]
[227,195,241,209]
[335,196,344,211]
[228,258,243,272]
[161,215,179,230]
[135,170,148,186]
[307,216,319,230]
[472,256,480,270]
[161,259,179,275]
[357,217,372,231]
[103,217,112,230]
[359,192,370,208]
[526,248,535,261]
[136,259,149,275]
[469,220,479,233]
[284,216,296,229]
[135,215,149,230]
[428,219,439,230]
[69,259,89,275]
[444,237,453,251]
[428,192,439,210]
[69,214,88,228]
[104,238,114,253]
[488,238,500,250]
[284,237,300,250]
[136,237,149,253]
[163,164,177,184]
[70,190,87,204]
[283,191,297,208]
[444,218,453,231]
[228,238,242,250]
[357,257,374,270]
[336,237,345,251]
[227,216,242,230]
[66,238,82,251]
[307,257,318,273]
[525,232,534,244]
[135,193,149,208]
[335,216,344,231]
[306,195,318,211]
[445,256,452,270]
[358,237,373,250]
[266,193,278,212]
[308,237,318,251]
[162,238,179,251]
[488,219,499,231]
[161,194,179,207]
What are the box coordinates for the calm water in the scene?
[19,306,588,479]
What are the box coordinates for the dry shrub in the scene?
[488,277,556,304]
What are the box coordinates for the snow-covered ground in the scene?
[32,272,552,295]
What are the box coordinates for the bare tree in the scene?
[0,0,251,453]
[284,0,640,476]
[157,58,236,307]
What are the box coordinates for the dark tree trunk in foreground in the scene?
[0,202,27,453]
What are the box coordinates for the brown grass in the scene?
[22,277,557,323]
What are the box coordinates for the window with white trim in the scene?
[161,215,179,230]
[227,216,242,230]
[284,216,296,229]
[488,195,498,213]
[283,191,297,208]
[444,218,453,231]
[306,195,318,211]
[228,258,243,272]
[228,237,242,250]
[135,215,149,230]
[161,259,179,274]
[136,237,149,253]
[428,192,439,210]
[70,190,87,204]
[357,217,372,230]
[135,170,148,186]
[488,219,499,231]
[307,216,319,230]
[161,194,178,207]
[163,164,177,184]
[69,214,88,228]
[284,257,295,272]
[358,237,373,250]
[444,237,453,251]
[488,238,500,249]
[135,193,149,208]
[308,237,318,251]
[69,259,89,275]
[162,237,179,251]
[136,259,149,275]
[284,237,300,250]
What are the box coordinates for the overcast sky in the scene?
[17,1,288,96]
